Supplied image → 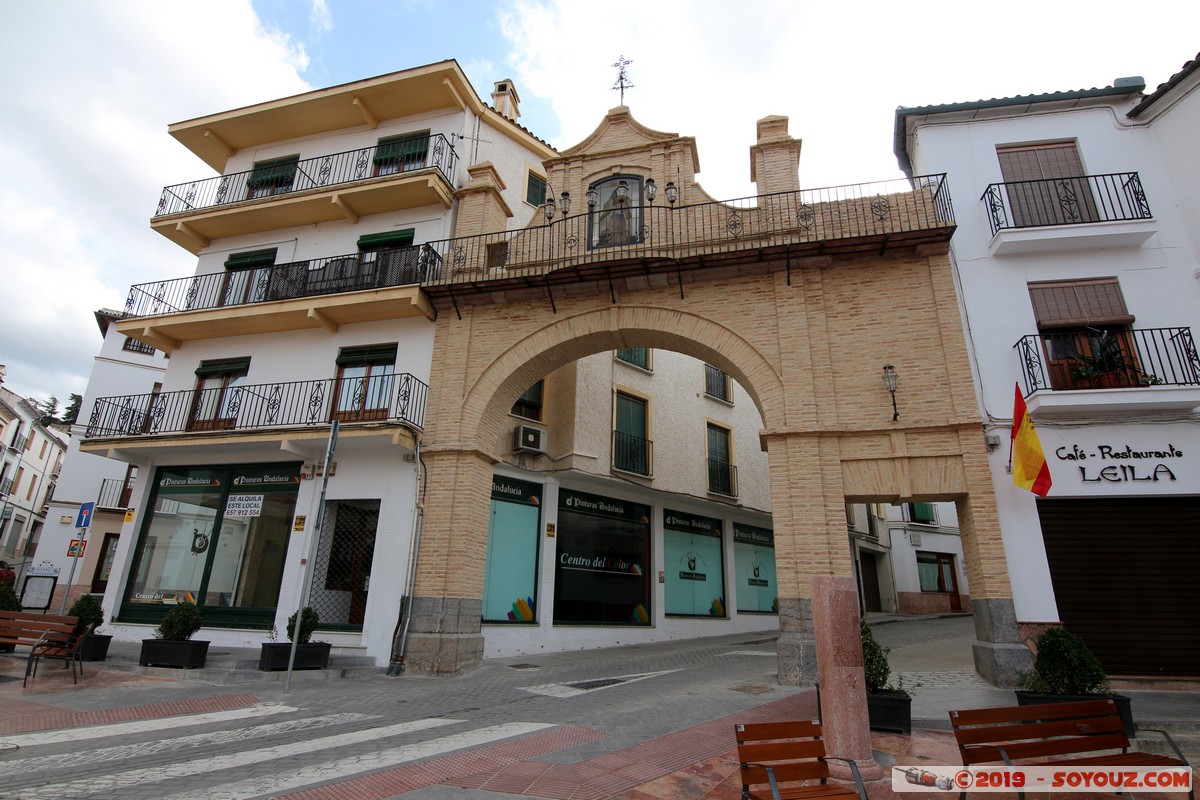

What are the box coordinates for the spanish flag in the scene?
[1011,383,1052,497]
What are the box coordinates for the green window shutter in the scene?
[247,156,298,187]
[195,357,251,377]
[526,173,547,205]
[707,424,730,463]
[356,230,415,251]
[615,394,646,437]
[375,132,429,163]
[224,249,278,269]
[335,343,398,367]
[911,502,936,524]
[616,348,649,369]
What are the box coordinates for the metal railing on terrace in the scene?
[707,459,738,497]
[423,175,952,286]
[84,372,428,440]
[1014,327,1200,395]
[124,245,435,318]
[97,477,133,509]
[612,430,653,477]
[8,435,28,452]
[153,134,458,218]
[982,173,1151,236]
[0,478,13,497]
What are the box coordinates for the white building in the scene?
[36,310,169,610]
[895,55,1200,677]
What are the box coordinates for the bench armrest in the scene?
[1135,728,1191,765]
[823,756,869,800]
[745,762,783,800]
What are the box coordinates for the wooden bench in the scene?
[0,610,84,687]
[950,699,1193,800]
[735,720,868,800]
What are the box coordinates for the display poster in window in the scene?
[554,489,650,625]
[663,510,725,617]
[733,523,777,613]
[20,575,57,612]
[481,478,542,623]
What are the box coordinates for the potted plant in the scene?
[861,619,912,734]
[1015,626,1134,735]
[1068,333,1137,389]
[68,593,112,661]
[138,600,209,669]
[258,607,331,670]
[0,580,20,652]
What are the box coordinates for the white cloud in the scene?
[310,0,334,35]
[0,0,310,402]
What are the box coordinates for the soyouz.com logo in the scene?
[893,766,1192,792]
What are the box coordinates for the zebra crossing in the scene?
[0,703,554,799]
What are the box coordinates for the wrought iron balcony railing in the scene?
[0,478,13,497]
[1015,327,1200,395]
[97,477,134,509]
[153,134,458,218]
[707,458,738,497]
[8,435,28,452]
[612,430,653,477]
[704,363,731,402]
[424,175,952,287]
[124,244,438,318]
[84,371,427,440]
[982,172,1151,236]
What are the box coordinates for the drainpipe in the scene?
[388,430,424,676]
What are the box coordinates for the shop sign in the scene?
[559,489,649,523]
[559,551,644,576]
[663,509,721,537]
[1053,441,1184,484]
[224,495,263,517]
[231,465,302,492]
[157,470,223,494]
[732,523,774,547]
[492,476,542,506]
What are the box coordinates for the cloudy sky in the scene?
[1,0,1197,404]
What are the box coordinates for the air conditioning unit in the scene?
[512,424,545,455]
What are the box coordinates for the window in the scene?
[122,337,156,355]
[511,381,544,421]
[704,364,732,402]
[374,132,429,176]
[916,551,959,595]
[908,502,936,524]
[1029,278,1140,389]
[246,156,299,199]
[39,440,47,460]
[997,142,1098,227]
[189,358,250,431]
[526,172,547,206]
[588,175,644,248]
[221,249,277,306]
[613,392,651,475]
[358,230,418,287]
[707,423,737,496]
[333,344,397,422]
[615,348,650,370]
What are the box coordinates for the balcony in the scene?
[612,430,653,477]
[0,478,12,497]
[982,173,1155,254]
[1015,327,1200,416]
[421,175,953,305]
[707,459,738,497]
[151,135,458,253]
[83,371,427,442]
[96,478,134,510]
[8,435,27,452]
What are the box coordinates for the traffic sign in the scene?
[76,502,95,529]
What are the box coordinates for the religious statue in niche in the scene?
[591,176,641,248]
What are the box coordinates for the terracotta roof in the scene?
[1128,52,1200,117]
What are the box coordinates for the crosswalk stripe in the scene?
[0,703,297,747]
[6,717,464,800]
[186,722,556,800]
[0,713,374,776]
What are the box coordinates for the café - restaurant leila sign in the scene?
[1053,442,1183,484]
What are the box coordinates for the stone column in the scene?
[400,445,494,675]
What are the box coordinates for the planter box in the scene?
[258,642,332,671]
[867,690,912,735]
[1014,690,1135,736]
[139,638,209,669]
[78,633,113,662]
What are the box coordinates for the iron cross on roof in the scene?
[612,55,634,105]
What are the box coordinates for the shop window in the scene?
[358,230,418,287]
[1028,278,1140,390]
[997,141,1098,227]
[704,363,731,402]
[733,523,777,613]
[707,423,736,496]
[189,358,250,431]
[588,175,644,249]
[373,132,429,176]
[615,348,650,370]
[221,249,277,306]
[553,489,650,625]
[526,172,547,206]
[246,156,299,198]
[613,392,651,476]
[333,344,398,422]
[482,478,541,623]
[916,551,959,595]
[663,510,725,617]
[908,502,937,524]
[511,381,544,421]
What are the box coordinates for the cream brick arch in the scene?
[461,305,786,449]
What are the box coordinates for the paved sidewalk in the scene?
[0,618,1195,799]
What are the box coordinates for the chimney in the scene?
[491,79,521,120]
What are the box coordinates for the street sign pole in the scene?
[61,502,95,613]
